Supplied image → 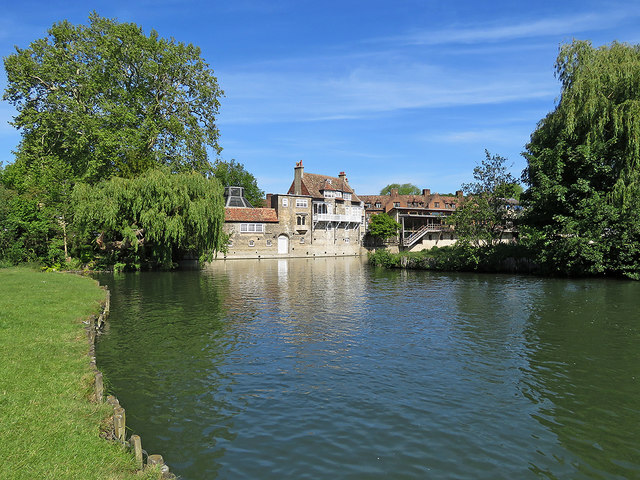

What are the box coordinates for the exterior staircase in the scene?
[402,225,432,247]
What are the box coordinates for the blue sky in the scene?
[1,1,639,196]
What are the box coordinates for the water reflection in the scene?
[96,261,640,479]
[520,278,640,479]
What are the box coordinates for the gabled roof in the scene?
[224,208,278,223]
[287,172,361,202]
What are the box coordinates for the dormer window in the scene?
[343,192,352,200]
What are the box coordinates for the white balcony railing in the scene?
[314,213,362,223]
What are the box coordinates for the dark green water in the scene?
[95,258,640,479]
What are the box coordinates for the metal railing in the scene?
[314,213,362,223]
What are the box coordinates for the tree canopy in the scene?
[212,159,264,207]
[448,150,520,247]
[380,183,420,195]
[3,12,223,185]
[367,213,400,240]
[1,14,227,269]
[73,168,226,268]
[523,40,640,278]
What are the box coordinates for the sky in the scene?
[1,1,639,196]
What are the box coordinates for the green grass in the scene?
[0,267,159,480]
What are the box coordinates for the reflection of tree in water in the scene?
[519,278,640,478]
[95,270,235,480]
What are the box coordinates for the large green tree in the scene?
[523,40,640,278]
[1,13,225,267]
[72,168,226,268]
[449,150,520,247]
[380,183,420,195]
[3,12,223,184]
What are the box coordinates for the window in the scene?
[266,240,272,247]
[343,192,352,200]
[365,203,371,208]
[344,238,350,243]
[249,240,255,247]
[434,202,440,208]
[297,215,306,226]
[393,202,400,207]
[240,223,264,233]
[300,237,305,244]
[375,202,381,208]
[227,239,233,247]
[282,197,288,207]
[296,198,308,208]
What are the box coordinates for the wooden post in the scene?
[106,395,120,407]
[104,290,110,315]
[130,435,143,470]
[94,372,104,402]
[113,405,126,443]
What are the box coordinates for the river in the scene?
[95,257,640,479]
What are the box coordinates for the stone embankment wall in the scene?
[87,288,176,479]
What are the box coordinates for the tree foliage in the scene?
[212,159,264,206]
[1,14,227,269]
[449,150,520,247]
[367,213,401,240]
[380,183,421,195]
[3,12,223,184]
[72,168,226,268]
[523,40,640,278]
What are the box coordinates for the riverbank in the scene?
[0,267,159,480]
[368,244,537,274]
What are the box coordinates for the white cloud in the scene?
[387,10,638,46]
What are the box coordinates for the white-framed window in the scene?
[227,239,233,247]
[266,240,272,247]
[343,192,352,200]
[375,202,381,208]
[240,223,264,233]
[282,197,288,207]
[249,240,255,247]
[296,198,308,208]
[344,238,350,243]
[300,237,305,244]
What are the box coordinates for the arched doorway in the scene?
[278,235,289,254]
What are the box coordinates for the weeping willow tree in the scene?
[523,40,640,278]
[73,169,226,269]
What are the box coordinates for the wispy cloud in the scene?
[219,65,557,125]
[386,10,638,46]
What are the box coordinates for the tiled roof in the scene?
[360,192,460,213]
[224,207,278,222]
[288,172,361,202]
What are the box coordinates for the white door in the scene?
[278,235,288,254]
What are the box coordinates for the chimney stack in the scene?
[422,188,431,196]
[294,161,304,195]
[338,171,347,183]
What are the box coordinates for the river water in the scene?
[95,257,640,479]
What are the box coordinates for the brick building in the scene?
[360,188,464,251]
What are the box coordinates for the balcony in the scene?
[313,213,362,223]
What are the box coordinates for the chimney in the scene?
[422,188,431,196]
[456,190,463,199]
[338,171,347,183]
[390,188,399,197]
[294,160,304,195]
[266,193,273,208]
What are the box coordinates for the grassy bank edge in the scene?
[0,266,160,480]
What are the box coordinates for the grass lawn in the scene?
[0,267,158,480]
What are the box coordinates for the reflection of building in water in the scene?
[221,161,366,259]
